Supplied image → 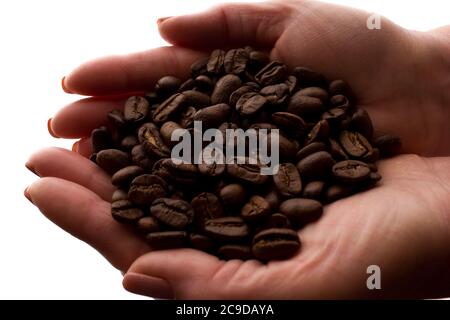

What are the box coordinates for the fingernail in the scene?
[123,272,173,299]
[24,186,34,204]
[157,16,173,25]
[47,118,59,138]
[61,76,73,94]
[25,162,38,176]
[72,141,79,153]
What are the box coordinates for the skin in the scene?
[25,0,450,299]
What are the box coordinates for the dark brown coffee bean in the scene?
[124,96,149,122]
[151,198,194,229]
[362,148,380,163]
[206,49,225,73]
[219,184,247,209]
[155,76,182,98]
[260,83,290,106]
[296,87,328,103]
[321,107,347,126]
[271,112,307,139]
[224,48,249,74]
[190,233,215,251]
[255,61,287,86]
[273,163,302,197]
[91,126,112,153]
[194,75,214,92]
[330,94,351,112]
[190,56,208,77]
[229,85,258,107]
[332,160,371,183]
[339,131,372,158]
[178,106,196,128]
[152,93,186,124]
[111,189,128,202]
[264,213,291,229]
[120,135,139,151]
[111,200,144,223]
[198,160,226,177]
[263,188,281,212]
[137,216,160,233]
[96,149,130,174]
[146,231,187,250]
[191,192,223,224]
[350,109,373,140]
[296,151,335,180]
[295,142,327,161]
[236,92,267,116]
[302,181,326,199]
[182,90,211,108]
[329,138,349,160]
[292,67,327,88]
[193,103,231,128]
[204,217,249,241]
[160,121,182,146]
[329,79,352,97]
[285,75,298,93]
[249,122,278,131]
[227,161,269,185]
[241,195,271,223]
[153,159,199,185]
[219,245,252,260]
[111,166,144,186]
[305,120,330,144]
[178,78,197,92]
[287,94,324,117]
[279,198,323,226]
[138,123,170,158]
[373,134,402,157]
[252,228,300,261]
[211,74,242,105]
[131,144,154,171]
[275,133,299,161]
[248,50,270,70]
[128,174,167,205]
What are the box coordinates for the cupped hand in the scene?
[26,0,450,299]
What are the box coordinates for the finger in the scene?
[122,273,174,299]
[49,96,126,139]
[73,137,92,158]
[26,177,149,271]
[158,2,291,48]
[26,147,114,201]
[63,46,206,96]
[125,249,223,299]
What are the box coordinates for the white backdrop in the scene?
[0,0,448,299]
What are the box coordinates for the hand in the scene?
[26,0,450,299]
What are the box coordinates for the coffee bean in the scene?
[111,165,144,186]
[330,94,351,112]
[190,56,208,78]
[151,198,194,229]
[211,74,242,105]
[255,61,287,86]
[329,79,352,98]
[120,135,139,151]
[138,123,170,158]
[279,198,323,226]
[224,48,249,75]
[111,189,128,202]
[198,159,226,177]
[218,245,253,260]
[350,109,373,140]
[260,83,290,106]
[219,184,247,209]
[182,90,211,108]
[324,184,358,203]
[373,134,402,157]
[91,126,112,153]
[305,120,330,144]
[195,75,214,92]
[248,50,270,71]
[131,144,154,171]
[287,94,324,118]
[111,200,144,223]
[137,216,160,233]
[271,112,307,139]
[285,75,298,93]
[178,106,196,128]
[236,92,267,116]
[252,228,300,261]
[153,158,199,185]
[190,233,215,251]
[128,174,167,205]
[179,78,197,92]
[329,138,349,160]
[229,84,258,107]
[160,121,182,146]
[204,217,249,241]
[155,76,181,98]
[273,163,302,197]
[296,87,329,103]
[193,103,231,128]
[152,93,186,124]
[96,149,130,174]
[227,161,269,185]
[241,195,271,223]
[191,192,223,224]
[264,213,291,229]
[124,96,149,122]
[146,231,187,249]
[206,49,225,74]
[332,160,371,183]
[296,151,335,180]
[295,142,327,161]
[302,181,326,199]
[263,188,282,212]
[339,131,372,158]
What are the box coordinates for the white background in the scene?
[0,0,448,299]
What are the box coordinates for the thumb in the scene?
[123,248,223,299]
[157,2,293,49]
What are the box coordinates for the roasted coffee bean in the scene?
[204,217,249,241]
[330,94,351,112]
[111,166,144,186]
[255,61,287,86]
[302,181,326,199]
[182,90,211,108]
[305,120,330,144]
[219,245,253,260]
[178,106,196,128]
[285,75,298,93]
[293,67,328,88]
[198,159,226,177]
[120,135,139,151]
[296,151,335,180]
[211,74,242,105]
[191,192,223,224]
[206,49,225,74]
[131,144,154,171]
[296,87,329,103]
[111,189,128,202]
[280,198,323,226]
[271,112,307,139]
[152,93,186,124]
[350,109,373,140]
[321,107,347,126]
[273,163,302,197]
[275,133,299,160]
[241,195,271,223]
[219,184,247,209]
[329,79,352,98]
[146,231,187,249]
[153,159,199,185]
[224,48,249,74]
[339,131,372,158]
[264,213,291,229]
[332,160,371,183]
[263,188,282,211]
[373,134,402,157]
[124,96,149,122]
[236,92,267,116]
[190,233,215,251]
[128,174,167,205]
[248,50,270,70]
[91,126,112,153]
[138,123,170,157]
[362,147,380,163]
[229,84,258,107]
[179,78,197,92]
[155,76,181,98]
[295,142,327,161]
[252,228,300,261]
[160,121,182,146]
[193,103,231,128]
[249,122,278,131]
[151,198,194,229]
[111,200,144,222]
[260,83,290,106]
[107,109,126,129]
[287,94,324,117]
[96,149,130,174]
[194,75,214,92]
[190,56,208,78]
[227,161,269,185]
[137,216,160,233]
[329,138,349,160]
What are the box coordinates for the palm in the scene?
[26,0,450,299]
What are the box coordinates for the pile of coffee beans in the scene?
[90,47,401,262]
